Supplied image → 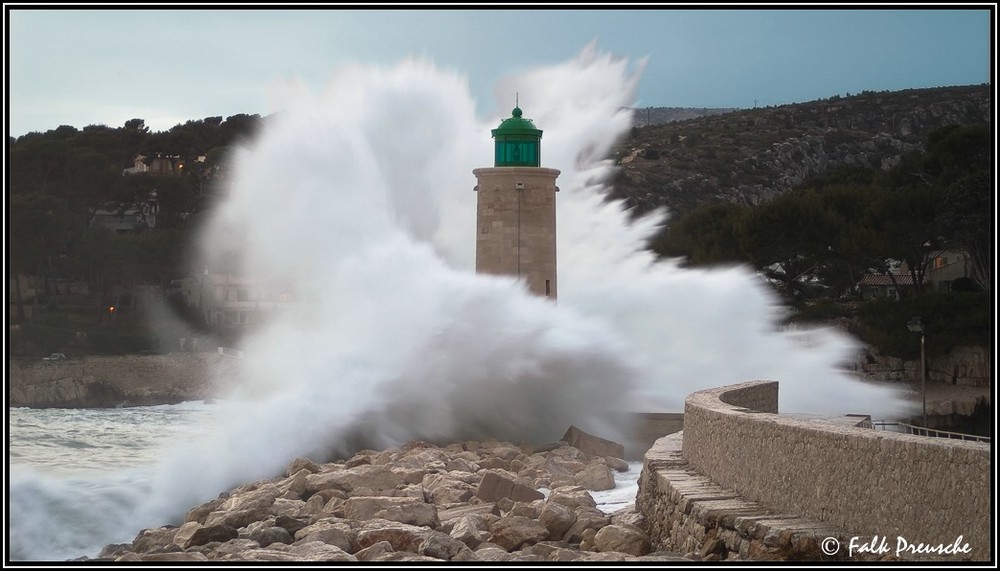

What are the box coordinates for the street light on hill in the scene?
[906,316,927,429]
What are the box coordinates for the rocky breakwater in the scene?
[89,430,690,563]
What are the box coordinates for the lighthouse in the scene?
[473,105,560,299]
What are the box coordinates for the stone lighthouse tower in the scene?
[474,106,560,299]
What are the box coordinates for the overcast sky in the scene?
[5,6,993,137]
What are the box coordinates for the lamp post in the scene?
[906,316,927,429]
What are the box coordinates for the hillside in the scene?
[609,84,991,219]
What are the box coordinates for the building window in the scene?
[226,311,256,325]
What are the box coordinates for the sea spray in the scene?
[8,45,911,561]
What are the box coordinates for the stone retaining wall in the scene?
[855,345,991,388]
[637,432,881,561]
[664,380,989,561]
[7,353,236,408]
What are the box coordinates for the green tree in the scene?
[737,190,839,300]
[8,193,76,318]
[936,170,992,289]
[124,118,149,133]
[862,181,941,295]
[651,202,745,266]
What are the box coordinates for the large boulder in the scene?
[207,538,261,558]
[563,507,611,544]
[487,515,549,551]
[305,465,404,496]
[594,524,651,556]
[172,522,238,549]
[219,482,280,514]
[130,527,179,553]
[245,525,294,548]
[547,486,597,509]
[561,426,625,461]
[293,519,357,552]
[343,496,439,528]
[287,541,357,561]
[418,531,476,560]
[355,520,431,553]
[354,540,395,561]
[575,463,617,491]
[438,503,499,525]
[449,515,486,547]
[476,471,544,503]
[286,457,321,477]
[422,472,476,504]
[185,498,224,524]
[204,506,273,529]
[277,469,310,499]
[538,501,577,540]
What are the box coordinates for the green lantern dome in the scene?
[492,107,542,167]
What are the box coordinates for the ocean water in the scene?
[7,45,912,561]
[7,403,220,561]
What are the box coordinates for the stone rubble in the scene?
[88,435,692,563]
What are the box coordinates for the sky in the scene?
[4,5,995,137]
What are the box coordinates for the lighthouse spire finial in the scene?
[515,92,519,108]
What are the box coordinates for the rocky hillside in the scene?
[628,106,738,127]
[609,84,991,219]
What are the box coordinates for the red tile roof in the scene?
[858,273,926,287]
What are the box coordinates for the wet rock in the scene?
[575,462,617,491]
[561,425,626,460]
[245,525,293,547]
[287,540,357,561]
[130,527,179,553]
[343,495,439,528]
[173,521,239,549]
[449,514,486,547]
[185,498,224,524]
[488,515,549,551]
[594,523,651,556]
[526,540,585,561]
[207,538,261,559]
[476,470,544,503]
[604,456,630,472]
[538,500,577,539]
[419,531,476,560]
[355,520,430,553]
[547,486,598,510]
[422,472,476,504]
[305,464,404,496]
[141,551,209,562]
[293,519,357,552]
[286,457,321,476]
[354,540,395,561]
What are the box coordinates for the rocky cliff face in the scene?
[610,85,991,218]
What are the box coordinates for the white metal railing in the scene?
[870,420,990,443]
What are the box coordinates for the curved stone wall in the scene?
[679,380,990,561]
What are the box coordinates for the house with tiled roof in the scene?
[858,272,925,300]
[858,250,972,300]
